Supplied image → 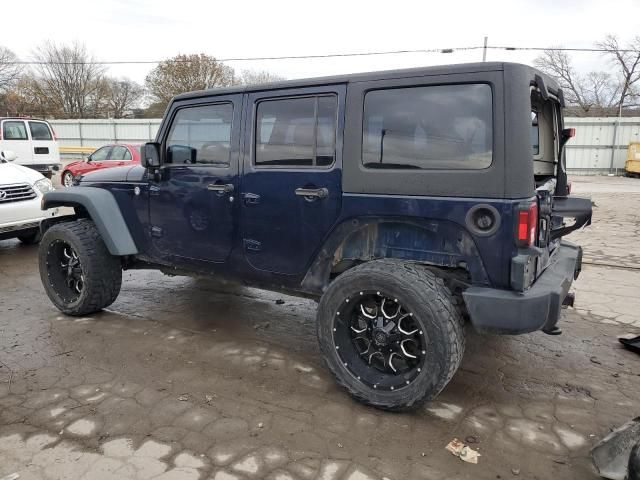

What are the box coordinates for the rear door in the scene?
[149,96,241,263]
[28,121,58,164]
[105,145,132,168]
[1,120,33,164]
[240,85,345,275]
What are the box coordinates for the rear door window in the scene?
[110,145,129,160]
[28,121,53,140]
[362,84,493,169]
[2,121,28,140]
[255,95,338,168]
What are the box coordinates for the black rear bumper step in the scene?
[463,241,581,335]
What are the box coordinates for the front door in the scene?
[149,96,241,263]
[240,86,345,275]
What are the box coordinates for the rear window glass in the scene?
[29,121,53,140]
[362,84,493,170]
[255,95,337,168]
[2,121,28,140]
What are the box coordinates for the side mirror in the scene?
[86,154,92,163]
[0,150,17,162]
[142,142,161,168]
[167,145,197,165]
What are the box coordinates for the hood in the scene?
[79,165,135,183]
[65,159,85,169]
[0,162,45,186]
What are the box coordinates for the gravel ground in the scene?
[0,175,638,480]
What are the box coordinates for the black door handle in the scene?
[207,183,234,194]
[295,187,329,199]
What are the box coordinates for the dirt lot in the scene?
[1,176,639,480]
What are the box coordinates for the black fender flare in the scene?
[41,187,138,256]
[301,216,489,294]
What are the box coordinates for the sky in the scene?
[3,0,640,84]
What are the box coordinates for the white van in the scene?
[0,117,61,178]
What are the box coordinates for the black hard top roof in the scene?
[174,61,558,101]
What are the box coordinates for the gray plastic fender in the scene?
[42,187,138,256]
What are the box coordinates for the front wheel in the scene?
[62,171,74,187]
[317,260,465,410]
[38,219,122,316]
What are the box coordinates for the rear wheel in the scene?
[317,260,465,410]
[38,219,122,316]
[62,171,74,187]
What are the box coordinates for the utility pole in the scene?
[482,36,488,62]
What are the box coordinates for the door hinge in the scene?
[243,239,262,252]
[150,226,163,237]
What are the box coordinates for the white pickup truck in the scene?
[0,150,59,243]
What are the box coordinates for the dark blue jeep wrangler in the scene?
[38,62,591,410]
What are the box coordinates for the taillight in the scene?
[51,128,57,140]
[516,202,538,247]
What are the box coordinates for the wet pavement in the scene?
[1,176,639,480]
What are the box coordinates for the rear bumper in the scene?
[462,241,582,334]
[24,163,61,173]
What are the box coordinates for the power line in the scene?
[2,44,637,66]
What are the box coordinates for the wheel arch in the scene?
[302,217,489,294]
[41,187,138,256]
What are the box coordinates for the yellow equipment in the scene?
[626,143,640,177]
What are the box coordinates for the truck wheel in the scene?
[38,219,122,316]
[317,260,465,410]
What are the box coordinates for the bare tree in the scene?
[145,54,235,105]
[533,49,613,112]
[596,35,640,109]
[534,36,640,114]
[104,78,144,118]
[0,46,23,92]
[239,69,285,85]
[31,41,106,118]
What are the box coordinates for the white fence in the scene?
[49,117,640,174]
[50,119,162,151]
[565,117,640,174]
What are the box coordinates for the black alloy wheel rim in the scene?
[45,240,84,303]
[332,291,427,391]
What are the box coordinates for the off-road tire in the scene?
[39,219,122,316]
[317,259,465,410]
[17,230,41,245]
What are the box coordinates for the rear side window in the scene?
[166,103,233,166]
[110,145,130,160]
[2,121,28,140]
[362,84,493,170]
[29,121,52,140]
[255,95,337,167]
